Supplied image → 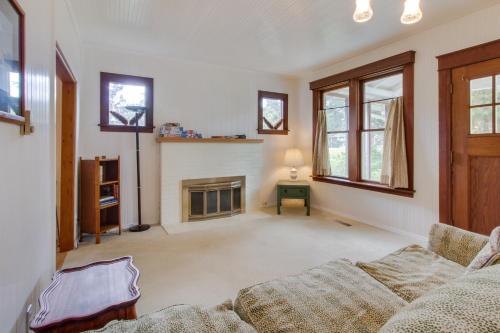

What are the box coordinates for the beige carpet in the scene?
[63,206,423,316]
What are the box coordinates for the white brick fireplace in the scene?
[160,141,264,232]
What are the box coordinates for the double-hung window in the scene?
[311,52,415,197]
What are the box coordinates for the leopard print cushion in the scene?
[467,226,500,271]
[379,264,500,333]
[85,301,257,333]
[428,224,488,267]
[356,245,465,302]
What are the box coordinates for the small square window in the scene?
[258,91,288,135]
[100,72,154,133]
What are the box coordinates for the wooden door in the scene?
[451,58,500,235]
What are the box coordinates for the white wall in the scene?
[0,1,55,332]
[297,5,500,237]
[0,1,82,331]
[79,45,298,229]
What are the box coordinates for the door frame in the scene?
[437,39,500,225]
[56,43,77,252]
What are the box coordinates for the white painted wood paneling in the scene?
[69,0,498,75]
[0,1,54,332]
[0,1,82,331]
[78,45,298,229]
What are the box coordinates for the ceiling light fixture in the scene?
[401,0,423,25]
[353,0,373,23]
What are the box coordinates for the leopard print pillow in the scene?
[379,264,500,333]
[467,226,500,271]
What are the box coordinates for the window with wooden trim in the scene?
[311,51,415,197]
[258,90,288,135]
[100,72,154,133]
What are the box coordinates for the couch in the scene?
[88,224,500,333]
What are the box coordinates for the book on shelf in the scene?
[100,200,118,207]
[99,196,115,202]
[100,196,118,206]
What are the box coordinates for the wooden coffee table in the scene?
[30,256,140,333]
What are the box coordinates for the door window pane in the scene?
[363,73,403,103]
[262,98,284,130]
[470,77,493,106]
[328,133,348,178]
[470,106,493,134]
[361,131,384,181]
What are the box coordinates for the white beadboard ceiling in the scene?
[69,0,498,75]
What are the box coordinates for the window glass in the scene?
[361,131,384,182]
[361,73,402,182]
[496,105,500,134]
[363,73,403,103]
[108,82,146,126]
[323,86,349,109]
[470,106,493,134]
[328,133,348,178]
[262,98,283,130]
[470,76,492,106]
[496,75,500,103]
[324,86,350,178]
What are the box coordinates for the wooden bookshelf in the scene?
[80,156,121,244]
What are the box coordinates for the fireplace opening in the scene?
[182,176,245,222]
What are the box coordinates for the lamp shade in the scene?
[284,148,304,167]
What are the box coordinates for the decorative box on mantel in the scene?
[159,138,264,233]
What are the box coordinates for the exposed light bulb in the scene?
[353,0,373,23]
[401,0,423,25]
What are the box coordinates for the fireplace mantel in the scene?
[157,137,263,144]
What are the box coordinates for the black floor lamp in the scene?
[122,106,150,232]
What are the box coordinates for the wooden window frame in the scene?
[99,72,154,133]
[437,39,500,225]
[310,51,415,198]
[257,90,289,135]
[0,0,26,127]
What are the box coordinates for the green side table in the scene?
[277,180,310,216]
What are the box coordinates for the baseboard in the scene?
[311,204,428,244]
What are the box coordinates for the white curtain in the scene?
[313,110,331,176]
[381,97,408,188]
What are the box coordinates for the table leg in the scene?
[277,191,281,215]
[306,194,310,216]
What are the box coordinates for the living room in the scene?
[1,0,499,332]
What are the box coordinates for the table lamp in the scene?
[284,148,304,181]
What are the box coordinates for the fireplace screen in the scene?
[182,177,245,222]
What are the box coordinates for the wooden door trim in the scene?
[437,39,500,225]
[56,44,77,252]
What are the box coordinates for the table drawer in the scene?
[280,187,307,198]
